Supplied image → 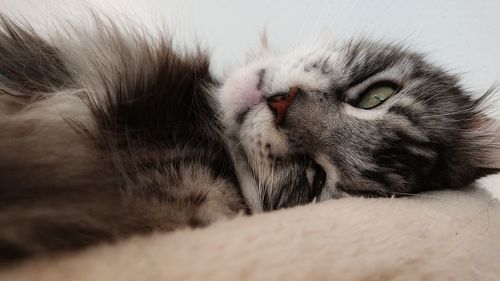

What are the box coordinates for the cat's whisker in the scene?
[257,154,266,207]
[310,0,334,46]
[270,158,278,209]
[270,155,282,209]
[293,0,316,50]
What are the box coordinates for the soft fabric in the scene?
[1,187,499,281]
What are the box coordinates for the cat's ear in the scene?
[245,29,272,63]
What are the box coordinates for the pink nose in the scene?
[267,87,299,125]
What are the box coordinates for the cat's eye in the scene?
[357,84,397,109]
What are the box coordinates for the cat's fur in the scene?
[0,14,499,264]
[0,16,246,263]
[219,41,500,211]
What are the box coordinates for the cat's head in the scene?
[218,39,500,212]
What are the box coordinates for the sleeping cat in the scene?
[0,15,498,263]
[219,41,500,211]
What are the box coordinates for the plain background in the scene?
[3,0,500,196]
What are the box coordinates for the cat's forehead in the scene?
[251,45,341,94]
[252,41,417,95]
[263,44,344,69]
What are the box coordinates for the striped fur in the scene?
[219,40,500,211]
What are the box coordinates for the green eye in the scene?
[357,85,397,109]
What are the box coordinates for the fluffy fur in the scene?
[0,15,245,263]
[219,40,500,211]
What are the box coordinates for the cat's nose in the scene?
[266,87,300,125]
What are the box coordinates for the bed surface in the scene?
[1,185,499,281]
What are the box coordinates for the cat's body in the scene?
[0,15,498,264]
[0,16,246,263]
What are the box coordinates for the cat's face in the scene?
[218,40,499,212]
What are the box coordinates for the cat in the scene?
[219,41,500,211]
[0,14,498,264]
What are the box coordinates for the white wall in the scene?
[3,0,500,91]
[3,0,500,195]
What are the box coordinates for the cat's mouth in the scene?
[258,153,329,211]
[306,157,327,202]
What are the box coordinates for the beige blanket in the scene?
[1,187,499,281]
